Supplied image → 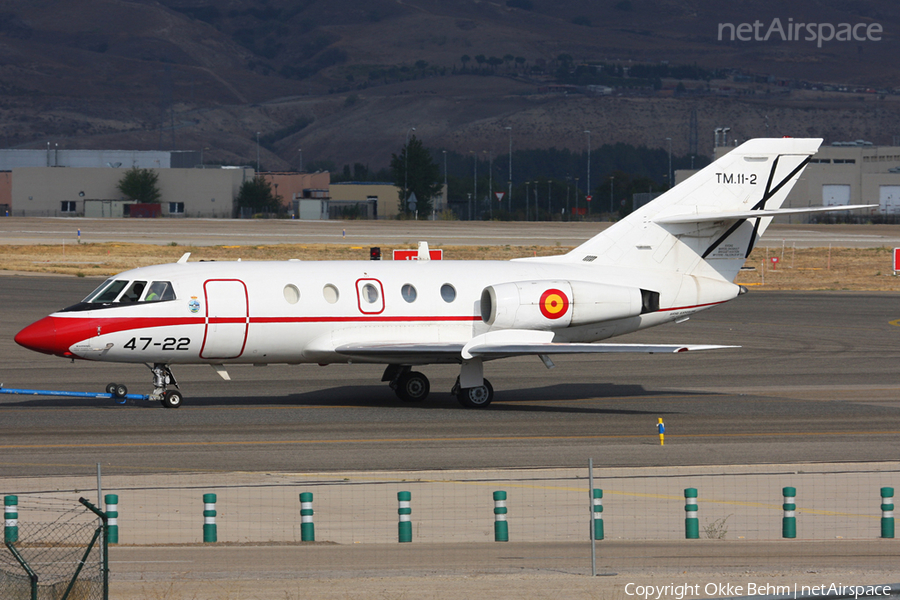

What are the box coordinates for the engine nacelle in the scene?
[480,280,649,330]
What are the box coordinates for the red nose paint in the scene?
[15,317,75,358]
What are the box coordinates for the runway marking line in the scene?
[1,429,899,451]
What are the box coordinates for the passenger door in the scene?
[200,279,249,359]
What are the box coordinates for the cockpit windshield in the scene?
[81,279,176,304]
[84,279,129,303]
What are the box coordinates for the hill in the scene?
[1,0,899,171]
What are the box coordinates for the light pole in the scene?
[584,130,591,217]
[298,148,303,172]
[666,137,672,190]
[442,150,447,215]
[714,127,722,149]
[487,150,493,220]
[574,177,579,220]
[525,181,530,221]
[256,131,261,173]
[201,147,209,168]
[405,127,416,211]
[609,176,614,215]
[505,126,512,215]
[548,179,552,217]
[469,150,477,220]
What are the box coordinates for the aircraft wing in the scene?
[464,342,735,360]
[334,330,736,363]
[334,342,465,364]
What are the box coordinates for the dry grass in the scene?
[737,245,900,291]
[2,242,899,291]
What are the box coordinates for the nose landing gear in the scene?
[148,363,183,408]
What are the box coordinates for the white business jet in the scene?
[15,138,869,408]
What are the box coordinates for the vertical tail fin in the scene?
[561,138,822,282]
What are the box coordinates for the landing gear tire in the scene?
[161,389,183,409]
[456,378,493,408]
[106,383,117,394]
[395,371,430,402]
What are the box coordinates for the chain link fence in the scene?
[1,463,897,581]
[1,499,105,600]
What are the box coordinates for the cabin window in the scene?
[440,283,456,303]
[401,283,417,303]
[361,283,379,304]
[323,284,339,304]
[283,284,300,304]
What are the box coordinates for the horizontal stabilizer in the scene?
[654,204,878,225]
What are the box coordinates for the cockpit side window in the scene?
[144,281,175,302]
[68,278,177,312]
[121,281,147,303]
[88,280,129,303]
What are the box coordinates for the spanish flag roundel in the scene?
[539,288,569,320]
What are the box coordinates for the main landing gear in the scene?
[383,365,494,408]
[384,365,430,402]
[108,363,183,408]
[451,377,494,409]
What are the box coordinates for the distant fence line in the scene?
[2,464,897,548]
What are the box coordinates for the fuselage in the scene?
[14,258,739,366]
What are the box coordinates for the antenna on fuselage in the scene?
[177,253,191,264]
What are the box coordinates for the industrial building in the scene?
[11,166,253,218]
[0,148,444,220]
[0,149,200,170]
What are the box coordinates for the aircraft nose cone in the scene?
[15,317,67,357]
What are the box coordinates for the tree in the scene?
[390,136,441,216]
[236,175,281,214]
[117,167,161,203]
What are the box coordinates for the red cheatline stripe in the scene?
[252,316,480,323]
[53,314,481,333]
[52,301,724,333]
